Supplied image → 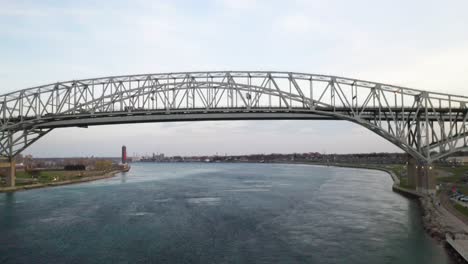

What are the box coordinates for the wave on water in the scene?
[186,197,221,205]
[223,188,270,192]
[127,212,154,216]
[154,198,172,203]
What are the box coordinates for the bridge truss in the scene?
[1,71,467,164]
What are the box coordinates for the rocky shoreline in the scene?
[419,196,468,263]
[420,196,447,241]
[362,165,468,264]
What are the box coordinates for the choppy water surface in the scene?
[0,163,452,263]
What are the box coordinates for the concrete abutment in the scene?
[0,160,16,187]
[407,156,436,195]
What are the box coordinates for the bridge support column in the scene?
[407,156,418,188]
[407,157,436,195]
[417,164,436,195]
[1,160,16,187]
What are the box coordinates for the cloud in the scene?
[277,14,316,34]
[2,0,468,157]
[328,42,468,96]
[217,0,258,10]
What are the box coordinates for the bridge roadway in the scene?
[11,107,467,129]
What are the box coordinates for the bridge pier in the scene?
[0,159,16,187]
[419,164,436,195]
[407,157,435,195]
[407,157,418,188]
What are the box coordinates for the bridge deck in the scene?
[5,107,465,129]
[23,110,465,129]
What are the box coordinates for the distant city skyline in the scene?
[1,0,467,157]
[25,120,403,157]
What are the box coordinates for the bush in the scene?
[95,160,112,171]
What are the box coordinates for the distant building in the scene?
[122,145,127,164]
[446,156,468,165]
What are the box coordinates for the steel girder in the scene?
[0,129,51,158]
[0,71,466,163]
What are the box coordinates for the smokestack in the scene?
[122,145,127,164]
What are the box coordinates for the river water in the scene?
[0,163,452,263]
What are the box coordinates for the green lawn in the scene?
[399,176,415,189]
[438,175,462,183]
[448,166,468,177]
[386,164,405,177]
[454,202,468,217]
[14,170,104,184]
[16,171,33,178]
[0,170,112,188]
[382,164,416,189]
[436,165,468,183]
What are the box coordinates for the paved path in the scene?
[447,236,468,262]
[439,194,468,231]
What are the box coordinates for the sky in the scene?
[1,0,468,157]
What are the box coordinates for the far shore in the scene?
[280,161,420,195]
[267,161,403,185]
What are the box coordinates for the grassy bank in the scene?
[453,203,468,218]
[0,169,122,192]
[435,165,468,218]
[13,169,115,185]
[279,161,417,191]
[384,164,416,189]
[437,165,468,184]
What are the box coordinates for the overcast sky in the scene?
[1,0,468,157]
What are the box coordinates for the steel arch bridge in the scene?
[1,71,467,164]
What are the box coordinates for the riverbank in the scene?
[0,169,123,193]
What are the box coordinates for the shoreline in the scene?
[0,170,123,193]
